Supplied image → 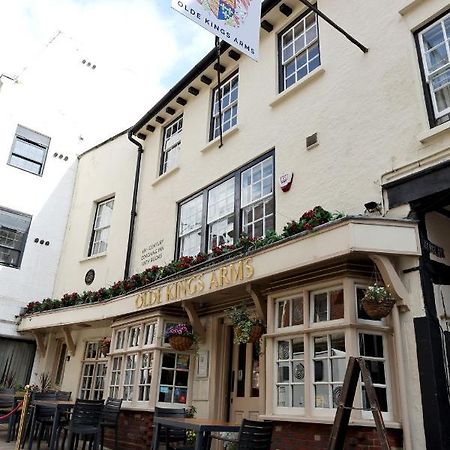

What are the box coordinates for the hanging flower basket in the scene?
[98,337,111,355]
[248,324,265,343]
[362,285,395,320]
[165,324,195,351]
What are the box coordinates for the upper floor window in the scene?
[279,10,320,92]
[210,72,239,140]
[8,125,50,176]
[161,116,182,175]
[177,154,274,257]
[417,11,450,126]
[88,198,114,256]
[0,207,32,269]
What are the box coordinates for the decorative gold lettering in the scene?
[230,260,244,282]
[245,258,254,279]
[220,266,230,286]
[209,271,220,289]
[136,293,144,309]
[166,283,177,302]
[197,275,205,293]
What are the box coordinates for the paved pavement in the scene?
[0,425,16,450]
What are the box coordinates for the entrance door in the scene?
[229,341,260,422]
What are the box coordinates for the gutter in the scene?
[124,130,144,279]
[125,0,282,277]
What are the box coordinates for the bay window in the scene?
[269,281,394,421]
[106,316,192,408]
[177,153,274,257]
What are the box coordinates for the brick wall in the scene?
[103,410,154,450]
[271,422,403,450]
[103,410,403,450]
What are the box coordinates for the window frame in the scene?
[78,340,108,400]
[268,279,394,421]
[209,71,239,141]
[0,206,32,269]
[106,316,193,409]
[415,8,450,128]
[160,115,183,175]
[277,8,321,93]
[175,151,275,258]
[8,125,50,176]
[88,197,115,257]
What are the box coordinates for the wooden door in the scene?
[229,342,260,422]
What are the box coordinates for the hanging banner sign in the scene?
[172,0,262,61]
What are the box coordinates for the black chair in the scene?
[22,391,57,449]
[153,406,187,450]
[0,388,15,441]
[61,399,104,450]
[0,387,15,419]
[56,391,72,401]
[207,419,274,450]
[99,397,122,450]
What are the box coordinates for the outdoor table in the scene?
[27,399,74,450]
[152,417,240,450]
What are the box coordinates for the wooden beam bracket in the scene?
[183,301,206,341]
[33,332,47,357]
[246,284,267,322]
[369,254,410,312]
[62,327,77,356]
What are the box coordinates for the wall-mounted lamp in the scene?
[364,201,382,214]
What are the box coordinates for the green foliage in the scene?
[22,206,345,317]
[225,303,264,345]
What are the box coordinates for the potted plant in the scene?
[225,303,265,344]
[362,284,395,319]
[165,323,195,351]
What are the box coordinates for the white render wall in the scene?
[0,31,139,338]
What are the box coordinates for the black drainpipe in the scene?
[124,129,144,279]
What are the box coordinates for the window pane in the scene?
[359,334,384,358]
[330,289,344,320]
[292,385,305,407]
[313,293,328,322]
[278,301,290,328]
[207,178,235,223]
[13,138,46,163]
[9,126,50,175]
[292,297,304,325]
[179,196,203,236]
[315,385,330,408]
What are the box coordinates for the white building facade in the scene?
[16,1,450,449]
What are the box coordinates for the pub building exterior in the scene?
[16,1,450,449]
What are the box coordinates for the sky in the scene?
[0,1,214,143]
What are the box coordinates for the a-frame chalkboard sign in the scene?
[327,357,391,450]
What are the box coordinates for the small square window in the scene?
[8,125,50,176]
